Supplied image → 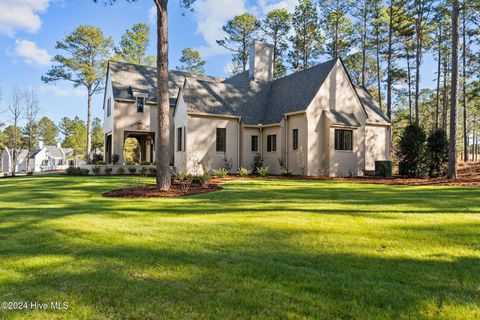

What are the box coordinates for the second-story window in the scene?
[136,97,145,113]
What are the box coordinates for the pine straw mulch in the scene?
[328,162,480,187]
[103,181,223,198]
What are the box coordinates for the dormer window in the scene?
[136,97,145,113]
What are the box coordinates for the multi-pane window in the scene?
[267,134,277,152]
[107,98,111,117]
[292,129,298,150]
[251,135,258,152]
[334,129,353,151]
[177,127,183,151]
[216,128,226,152]
[136,97,145,113]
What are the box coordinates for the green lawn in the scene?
[0,175,479,319]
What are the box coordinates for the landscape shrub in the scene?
[140,161,150,165]
[128,167,137,174]
[280,167,292,176]
[117,167,125,175]
[92,166,101,176]
[125,161,136,166]
[148,167,157,175]
[397,124,428,177]
[175,171,193,193]
[65,167,89,176]
[112,154,120,164]
[104,167,113,175]
[192,173,211,187]
[427,128,449,177]
[90,154,103,164]
[140,167,148,175]
[251,153,264,174]
[238,167,252,177]
[95,160,106,165]
[212,168,229,178]
[222,156,232,171]
[257,166,269,177]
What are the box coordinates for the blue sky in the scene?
[0,0,437,127]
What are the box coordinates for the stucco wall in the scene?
[306,60,368,176]
[261,125,283,175]
[241,126,261,170]
[112,100,175,164]
[286,113,308,175]
[365,125,390,171]
[186,115,240,174]
[173,94,189,171]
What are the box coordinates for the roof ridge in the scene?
[271,58,337,83]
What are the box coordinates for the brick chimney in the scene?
[249,41,274,83]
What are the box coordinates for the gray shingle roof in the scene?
[109,60,224,104]
[45,146,64,158]
[182,59,337,125]
[324,110,361,127]
[354,85,391,125]
[108,59,389,126]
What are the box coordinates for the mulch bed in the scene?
[328,162,480,187]
[103,182,223,198]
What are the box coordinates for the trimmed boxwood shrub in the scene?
[128,167,137,174]
[65,167,89,176]
[117,167,125,175]
[104,167,113,175]
[92,166,101,176]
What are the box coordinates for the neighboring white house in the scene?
[103,41,391,177]
[2,140,73,174]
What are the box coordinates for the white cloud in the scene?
[14,39,51,67]
[0,0,50,36]
[257,0,298,13]
[38,85,86,98]
[192,0,248,58]
[148,6,156,25]
[191,0,299,58]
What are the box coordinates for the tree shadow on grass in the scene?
[0,222,479,319]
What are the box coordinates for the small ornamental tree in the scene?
[427,128,449,177]
[397,124,428,177]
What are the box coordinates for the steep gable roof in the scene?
[109,59,389,126]
[262,59,337,124]
[354,85,391,125]
[108,60,224,104]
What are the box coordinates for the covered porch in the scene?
[123,131,155,164]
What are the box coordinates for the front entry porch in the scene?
[123,131,155,163]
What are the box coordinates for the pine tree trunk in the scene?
[155,0,171,191]
[375,25,383,111]
[386,0,394,121]
[435,26,442,129]
[414,20,422,124]
[462,7,468,161]
[442,53,449,129]
[86,88,92,163]
[448,0,460,179]
[406,46,413,124]
[361,2,367,86]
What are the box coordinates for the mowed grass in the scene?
[0,175,479,319]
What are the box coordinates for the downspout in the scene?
[284,115,288,169]
[238,118,241,171]
[259,126,264,159]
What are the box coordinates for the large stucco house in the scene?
[103,42,391,177]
